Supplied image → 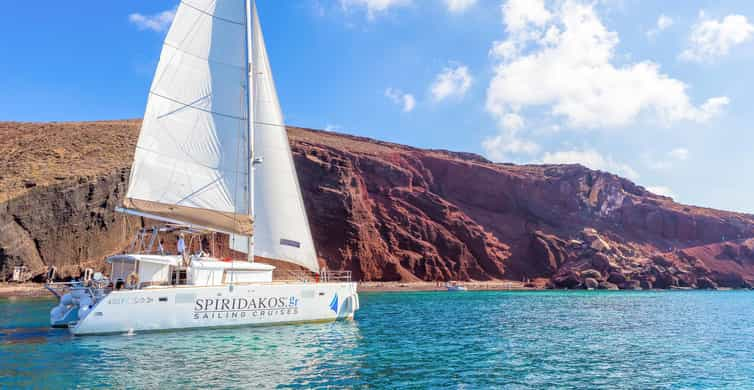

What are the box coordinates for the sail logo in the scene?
[280,238,301,248]
[329,294,339,313]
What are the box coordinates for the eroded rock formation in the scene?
[2,120,754,288]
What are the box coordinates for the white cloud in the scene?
[403,94,416,112]
[669,147,690,161]
[645,147,691,171]
[486,0,729,136]
[385,88,416,112]
[657,15,674,30]
[646,186,675,198]
[129,9,176,32]
[325,124,344,132]
[647,14,674,38]
[699,96,730,120]
[446,0,477,13]
[681,13,754,62]
[430,65,473,102]
[502,113,525,130]
[482,131,540,162]
[541,149,639,180]
[340,0,411,19]
[503,0,552,33]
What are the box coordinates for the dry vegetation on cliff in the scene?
[2,120,754,289]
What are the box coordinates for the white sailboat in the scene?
[47,0,359,335]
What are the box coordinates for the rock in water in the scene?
[584,278,599,290]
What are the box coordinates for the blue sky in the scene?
[1,0,753,214]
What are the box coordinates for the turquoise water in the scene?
[2,291,754,389]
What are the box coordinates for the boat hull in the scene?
[69,282,359,336]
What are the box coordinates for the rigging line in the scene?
[172,176,223,205]
[152,1,207,93]
[162,41,246,70]
[180,0,245,26]
[156,94,211,120]
[149,91,247,121]
[253,120,289,128]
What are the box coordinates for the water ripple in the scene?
[2,291,754,388]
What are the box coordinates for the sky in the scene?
[0,0,753,214]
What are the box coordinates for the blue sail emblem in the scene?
[329,294,339,313]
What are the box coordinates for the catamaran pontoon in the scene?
[47,0,359,335]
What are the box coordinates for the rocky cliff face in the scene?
[2,120,754,288]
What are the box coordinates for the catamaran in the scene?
[47,0,359,335]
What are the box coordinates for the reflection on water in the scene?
[1,298,364,388]
[3,291,754,388]
[72,322,364,388]
[0,327,71,346]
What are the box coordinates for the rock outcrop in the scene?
[2,120,754,289]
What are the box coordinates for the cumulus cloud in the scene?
[502,0,552,33]
[541,149,639,180]
[340,0,411,19]
[385,88,416,112]
[647,14,674,38]
[486,0,729,134]
[482,131,540,162]
[669,147,690,161]
[325,124,344,132]
[646,186,675,198]
[646,147,691,171]
[445,0,477,13]
[129,9,176,32]
[482,114,538,162]
[430,65,473,102]
[681,13,754,62]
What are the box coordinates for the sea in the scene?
[2,290,754,389]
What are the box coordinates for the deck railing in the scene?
[275,270,353,283]
[320,271,352,283]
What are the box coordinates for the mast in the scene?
[245,0,255,262]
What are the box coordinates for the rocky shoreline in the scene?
[3,279,748,300]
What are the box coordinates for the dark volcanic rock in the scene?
[552,271,582,289]
[2,121,754,286]
[697,277,719,290]
[607,272,627,285]
[620,280,642,290]
[580,269,603,280]
[1,169,141,278]
[584,278,599,290]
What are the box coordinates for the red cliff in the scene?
[2,120,754,289]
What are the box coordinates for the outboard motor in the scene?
[77,293,95,321]
[50,291,79,328]
[49,280,100,328]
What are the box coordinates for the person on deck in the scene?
[177,234,186,255]
[158,239,165,255]
[177,233,187,265]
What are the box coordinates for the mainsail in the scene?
[124,0,252,235]
[231,3,320,273]
[125,0,319,272]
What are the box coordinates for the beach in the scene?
[0,283,50,299]
[0,280,547,299]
